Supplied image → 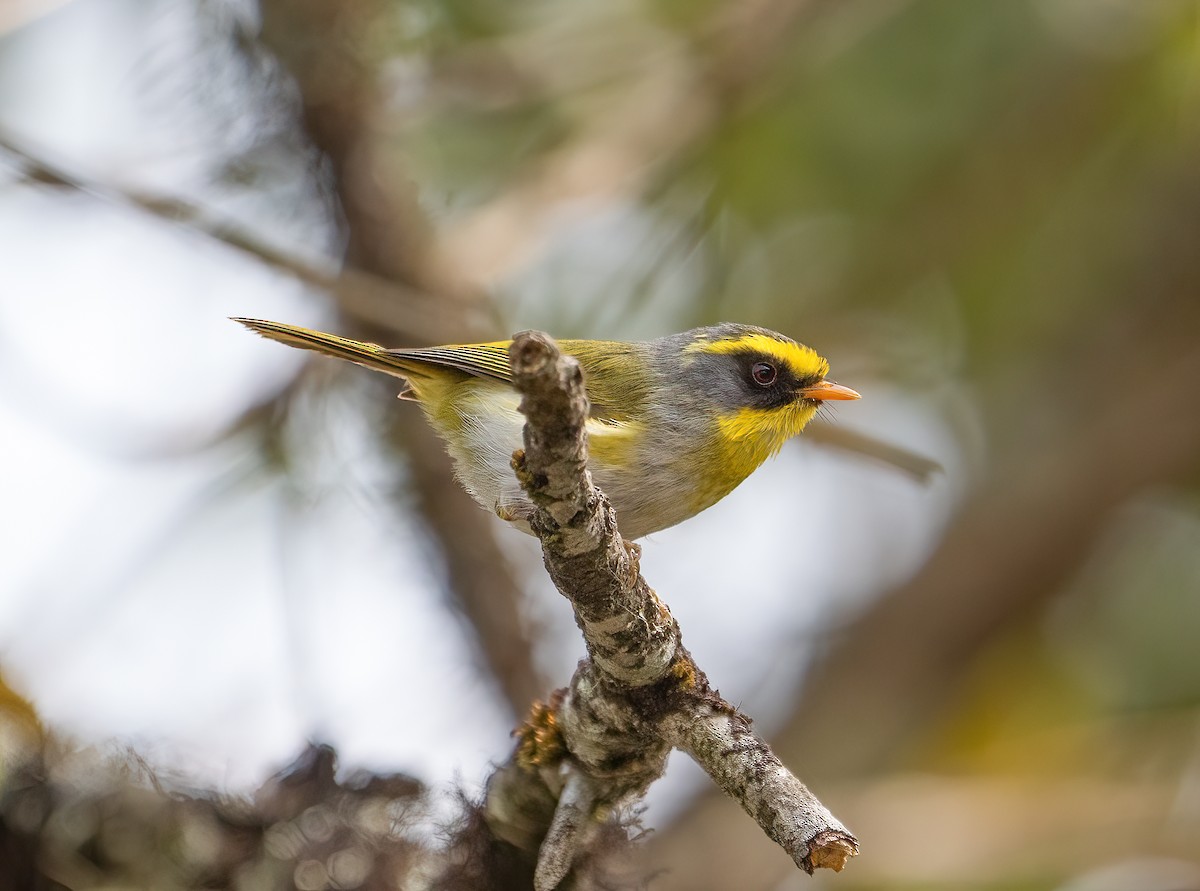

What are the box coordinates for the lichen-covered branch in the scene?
[509,331,677,685]
[667,710,856,873]
[461,331,857,889]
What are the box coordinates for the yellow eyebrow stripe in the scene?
[684,332,829,379]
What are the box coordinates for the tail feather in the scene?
[232,318,421,380]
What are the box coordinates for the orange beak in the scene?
[798,380,861,401]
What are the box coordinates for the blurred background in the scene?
[1,0,1199,888]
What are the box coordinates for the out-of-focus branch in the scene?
[780,344,1200,772]
[0,128,477,346]
[256,0,546,715]
[444,332,856,889]
[650,347,1200,890]
[3,19,545,717]
[645,176,1200,889]
[805,424,942,483]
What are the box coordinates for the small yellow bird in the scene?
[235,319,859,539]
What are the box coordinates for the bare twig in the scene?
[669,710,856,873]
[533,771,598,891]
[469,331,856,888]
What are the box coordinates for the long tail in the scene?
[233,318,421,380]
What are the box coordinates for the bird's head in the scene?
[673,324,859,461]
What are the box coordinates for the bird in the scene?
[234,318,859,539]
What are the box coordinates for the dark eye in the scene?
[751,362,777,387]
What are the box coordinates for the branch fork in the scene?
[484,331,857,888]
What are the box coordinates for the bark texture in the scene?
[449,332,857,889]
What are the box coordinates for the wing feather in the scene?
[388,343,515,383]
[236,319,648,425]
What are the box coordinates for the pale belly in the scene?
[421,383,731,540]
